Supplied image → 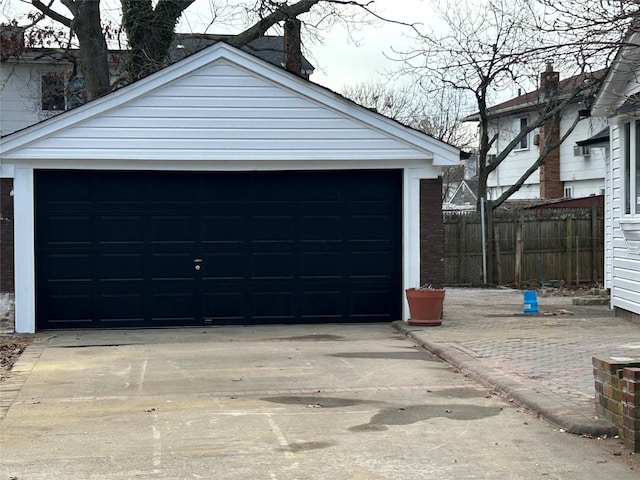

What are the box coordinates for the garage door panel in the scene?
[41,216,92,245]
[349,251,396,279]
[150,292,198,321]
[96,216,144,244]
[97,253,145,281]
[37,174,92,204]
[200,252,245,280]
[300,215,342,242]
[201,292,246,322]
[251,175,293,202]
[201,216,245,244]
[300,252,343,279]
[251,252,294,279]
[95,175,146,204]
[350,288,396,319]
[251,216,293,243]
[98,293,145,322]
[347,175,398,200]
[40,253,92,282]
[251,291,295,321]
[150,253,197,280]
[150,175,197,205]
[348,215,395,242]
[298,174,341,201]
[151,215,195,244]
[300,290,344,318]
[36,169,402,329]
[38,291,93,326]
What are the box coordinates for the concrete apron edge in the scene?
[0,335,52,422]
[391,321,618,438]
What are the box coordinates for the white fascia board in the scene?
[593,32,640,117]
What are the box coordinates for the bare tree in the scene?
[341,80,475,149]
[15,0,401,100]
[397,0,616,210]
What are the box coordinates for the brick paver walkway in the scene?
[394,287,640,435]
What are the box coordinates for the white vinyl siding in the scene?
[609,118,640,313]
[4,61,440,162]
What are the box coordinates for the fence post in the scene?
[515,212,523,288]
[459,214,466,282]
[486,201,494,284]
[495,228,502,285]
[565,216,573,285]
[576,235,580,285]
[591,198,598,283]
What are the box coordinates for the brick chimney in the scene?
[538,63,564,200]
[284,18,303,77]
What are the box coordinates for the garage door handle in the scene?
[194,258,202,271]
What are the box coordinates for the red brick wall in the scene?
[0,179,14,294]
[539,121,564,200]
[593,356,640,452]
[420,178,444,286]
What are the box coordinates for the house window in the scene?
[622,120,640,215]
[516,117,529,150]
[41,72,65,111]
[564,186,573,198]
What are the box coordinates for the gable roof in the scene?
[171,34,315,76]
[592,31,640,116]
[0,41,459,166]
[464,69,606,122]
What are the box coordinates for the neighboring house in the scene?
[0,25,314,136]
[592,30,640,321]
[464,65,609,203]
[0,41,459,333]
[441,152,479,210]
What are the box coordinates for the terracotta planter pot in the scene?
[405,288,445,326]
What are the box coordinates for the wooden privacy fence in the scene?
[443,205,604,287]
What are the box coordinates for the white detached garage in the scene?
[0,42,459,333]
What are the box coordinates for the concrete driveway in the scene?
[1,324,637,479]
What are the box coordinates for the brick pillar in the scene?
[538,63,564,200]
[420,178,444,286]
[593,356,640,452]
[623,368,640,453]
[0,179,14,293]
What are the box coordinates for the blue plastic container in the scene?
[523,290,539,314]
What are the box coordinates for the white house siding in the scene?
[0,62,65,136]
[485,106,607,201]
[606,124,620,291]
[487,114,541,201]
[559,108,608,197]
[5,61,434,163]
[607,117,640,314]
[605,72,640,315]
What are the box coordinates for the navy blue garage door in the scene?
[35,170,402,329]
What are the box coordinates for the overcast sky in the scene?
[176,0,435,93]
[295,0,433,92]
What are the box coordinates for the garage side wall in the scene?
[0,178,14,293]
[420,178,444,286]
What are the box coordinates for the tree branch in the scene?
[32,0,73,28]
[491,112,582,209]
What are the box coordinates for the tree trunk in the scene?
[73,0,110,100]
[122,0,196,82]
